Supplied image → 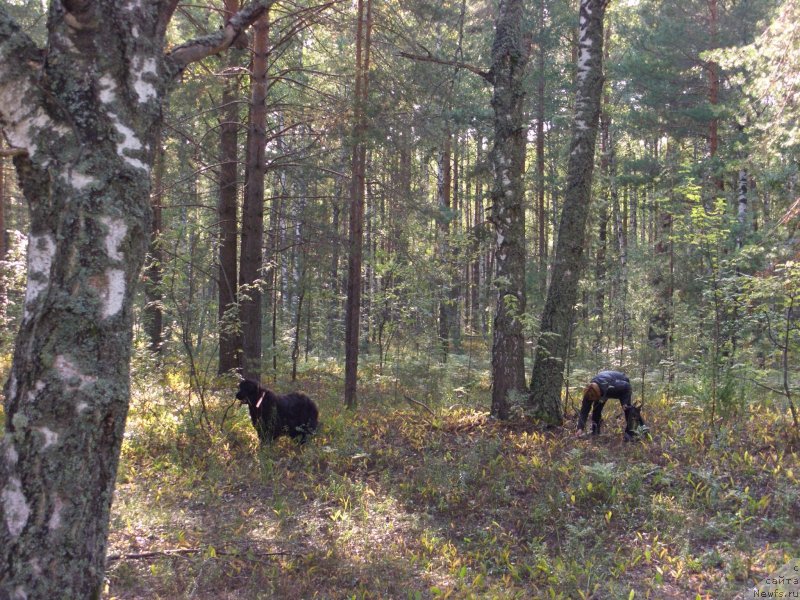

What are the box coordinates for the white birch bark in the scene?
[0,2,273,595]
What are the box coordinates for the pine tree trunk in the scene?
[527,0,608,425]
[218,2,243,373]
[240,13,270,381]
[344,0,372,408]
[489,0,530,419]
[437,134,453,360]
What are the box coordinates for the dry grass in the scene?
[104,364,800,599]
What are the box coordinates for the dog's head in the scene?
[236,379,261,404]
[624,404,648,436]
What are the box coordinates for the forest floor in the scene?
[96,355,800,599]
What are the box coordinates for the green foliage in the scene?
[103,356,800,598]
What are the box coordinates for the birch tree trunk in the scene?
[489,0,530,419]
[527,0,608,425]
[0,146,6,316]
[0,2,272,596]
[737,167,748,249]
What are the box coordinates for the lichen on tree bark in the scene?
[489,0,530,420]
[527,0,608,425]
[0,1,274,596]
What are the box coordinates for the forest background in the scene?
[0,0,799,598]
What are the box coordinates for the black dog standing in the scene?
[576,370,645,441]
[236,379,319,444]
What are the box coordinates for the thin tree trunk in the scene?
[291,263,305,382]
[0,142,7,318]
[527,0,608,425]
[344,0,372,408]
[648,141,674,355]
[327,190,341,349]
[471,137,483,333]
[144,129,165,355]
[536,0,548,292]
[707,0,723,193]
[452,139,462,350]
[737,167,748,249]
[614,178,628,365]
[437,134,453,360]
[594,33,612,357]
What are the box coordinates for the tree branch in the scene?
[106,547,304,562]
[157,0,181,39]
[404,394,436,416]
[0,146,28,157]
[398,51,493,84]
[165,0,277,74]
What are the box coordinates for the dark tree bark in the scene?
[594,59,612,356]
[489,0,530,419]
[535,0,548,289]
[528,0,609,425]
[217,0,243,374]
[648,141,674,355]
[344,0,372,408]
[437,133,454,360]
[707,0,723,193]
[0,2,273,597]
[144,129,165,355]
[470,138,483,334]
[239,12,270,381]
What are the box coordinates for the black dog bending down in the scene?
[577,370,646,441]
[236,379,319,444]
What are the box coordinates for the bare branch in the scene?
[404,394,436,416]
[398,51,493,84]
[106,547,303,562]
[165,0,277,74]
[739,376,792,396]
[0,146,27,157]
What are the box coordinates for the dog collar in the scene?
[255,391,265,409]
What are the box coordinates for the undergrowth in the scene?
[101,356,800,599]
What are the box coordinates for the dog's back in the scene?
[276,392,319,441]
